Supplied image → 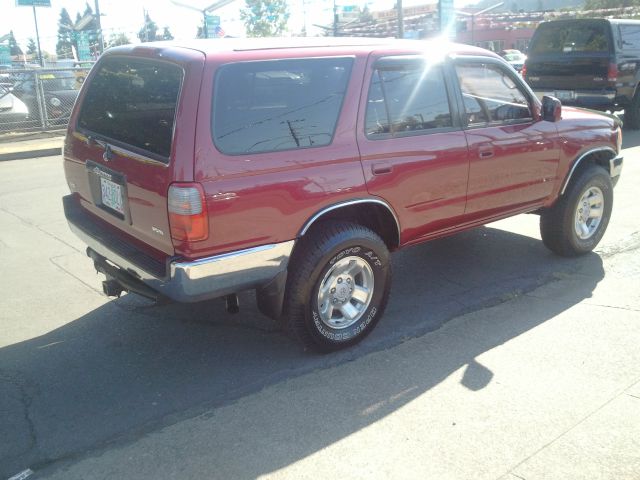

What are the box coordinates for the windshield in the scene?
[530,22,610,54]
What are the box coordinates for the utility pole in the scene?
[397,0,404,39]
[94,0,104,54]
[32,5,43,66]
[333,0,339,37]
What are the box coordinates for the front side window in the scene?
[365,63,452,138]
[455,62,532,126]
[213,57,353,155]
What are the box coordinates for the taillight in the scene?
[608,63,618,82]
[521,63,527,78]
[168,183,208,242]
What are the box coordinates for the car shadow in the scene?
[0,225,605,478]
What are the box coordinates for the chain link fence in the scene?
[0,66,93,134]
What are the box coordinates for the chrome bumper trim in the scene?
[167,241,295,302]
[610,155,623,178]
[67,216,295,302]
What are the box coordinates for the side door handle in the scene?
[372,162,393,175]
[478,147,494,159]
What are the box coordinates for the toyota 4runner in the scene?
[63,38,623,351]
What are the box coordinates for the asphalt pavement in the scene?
[0,132,639,479]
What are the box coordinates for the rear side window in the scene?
[78,57,183,161]
[365,63,452,138]
[530,22,610,54]
[620,25,640,49]
[213,57,353,155]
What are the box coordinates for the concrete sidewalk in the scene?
[37,239,640,479]
[0,133,64,161]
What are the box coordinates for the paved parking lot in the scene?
[1,132,639,479]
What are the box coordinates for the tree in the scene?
[161,26,174,41]
[108,33,131,47]
[56,8,74,59]
[138,12,159,42]
[8,31,23,56]
[584,0,635,8]
[196,19,206,39]
[26,38,37,56]
[240,0,289,37]
[358,5,374,23]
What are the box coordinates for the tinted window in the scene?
[213,58,353,155]
[78,58,183,161]
[456,63,531,125]
[530,22,610,54]
[620,25,640,50]
[365,64,452,137]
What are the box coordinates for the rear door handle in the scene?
[478,147,494,159]
[372,162,393,175]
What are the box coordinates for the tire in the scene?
[540,165,613,257]
[624,91,640,130]
[284,221,392,352]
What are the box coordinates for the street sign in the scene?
[205,15,221,39]
[77,31,91,61]
[16,0,51,6]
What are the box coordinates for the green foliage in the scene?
[27,38,37,55]
[7,31,22,56]
[108,33,131,47]
[161,26,174,41]
[584,0,638,9]
[56,8,74,58]
[240,0,290,37]
[196,19,206,39]
[138,12,159,42]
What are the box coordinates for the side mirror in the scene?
[542,95,562,122]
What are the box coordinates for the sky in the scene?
[1,0,458,55]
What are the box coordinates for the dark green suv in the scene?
[524,18,640,128]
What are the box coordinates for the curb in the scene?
[0,147,62,162]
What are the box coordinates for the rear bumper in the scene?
[533,89,616,110]
[63,195,295,302]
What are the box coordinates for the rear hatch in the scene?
[64,47,204,259]
[525,19,614,93]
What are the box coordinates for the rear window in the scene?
[213,57,353,155]
[530,22,610,54]
[77,57,183,161]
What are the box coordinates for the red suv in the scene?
[63,38,623,351]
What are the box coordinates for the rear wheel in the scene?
[624,90,640,130]
[284,221,392,352]
[540,165,613,256]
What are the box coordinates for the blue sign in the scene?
[77,31,91,61]
[205,15,220,39]
[16,0,52,6]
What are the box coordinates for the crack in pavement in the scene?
[0,206,82,255]
[0,369,39,460]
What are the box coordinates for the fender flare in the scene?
[298,198,401,247]
[560,147,617,196]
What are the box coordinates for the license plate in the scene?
[100,177,124,214]
[555,90,575,101]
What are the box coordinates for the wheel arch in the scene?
[560,147,617,196]
[298,199,401,250]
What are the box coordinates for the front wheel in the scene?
[540,165,613,256]
[284,221,392,352]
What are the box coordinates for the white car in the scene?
[0,84,29,124]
